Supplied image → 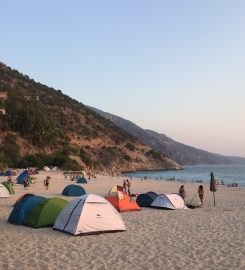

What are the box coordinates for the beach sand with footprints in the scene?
[0,171,245,270]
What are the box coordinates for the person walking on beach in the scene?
[178,185,186,201]
[44,176,51,190]
[198,185,204,206]
[23,179,28,190]
[126,179,131,196]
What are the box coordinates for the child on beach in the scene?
[178,185,186,201]
[23,179,28,190]
[7,176,14,186]
[44,176,51,190]
[198,185,204,206]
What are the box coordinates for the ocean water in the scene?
[124,164,245,187]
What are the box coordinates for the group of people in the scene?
[178,185,204,206]
[21,176,50,190]
[123,179,131,195]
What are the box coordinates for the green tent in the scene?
[2,182,15,194]
[24,197,68,228]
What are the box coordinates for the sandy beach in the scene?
[0,171,244,270]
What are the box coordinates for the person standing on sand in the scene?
[7,176,14,186]
[198,185,204,206]
[178,185,186,201]
[126,179,131,196]
[44,176,51,190]
[23,179,28,190]
[123,179,127,193]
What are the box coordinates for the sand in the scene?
[0,171,244,270]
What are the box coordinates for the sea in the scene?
[124,164,245,187]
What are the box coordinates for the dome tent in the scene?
[2,182,15,194]
[25,198,68,228]
[146,191,158,200]
[8,196,46,225]
[62,185,86,196]
[77,177,88,184]
[53,194,126,236]
[0,184,10,198]
[4,170,13,176]
[136,194,154,207]
[151,194,187,210]
[16,170,29,184]
[43,166,51,171]
[105,186,140,212]
[14,193,35,207]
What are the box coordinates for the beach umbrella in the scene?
[210,172,217,206]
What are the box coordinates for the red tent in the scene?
[105,185,140,212]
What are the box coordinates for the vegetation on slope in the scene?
[91,107,245,165]
[0,62,181,173]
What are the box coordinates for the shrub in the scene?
[124,154,131,162]
[79,148,93,167]
[125,143,135,151]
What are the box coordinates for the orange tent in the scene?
[105,185,140,212]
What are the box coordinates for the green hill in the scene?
[0,62,181,173]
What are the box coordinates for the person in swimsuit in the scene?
[179,185,186,201]
[44,176,51,190]
[198,185,204,206]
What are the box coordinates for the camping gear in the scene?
[43,166,51,171]
[151,194,187,210]
[2,182,15,194]
[4,170,13,176]
[146,191,158,200]
[8,196,46,225]
[188,193,197,204]
[62,184,86,196]
[53,194,126,236]
[16,170,29,184]
[25,198,68,228]
[77,177,88,184]
[136,193,156,207]
[105,185,140,212]
[0,183,10,198]
[14,193,35,207]
[210,172,217,206]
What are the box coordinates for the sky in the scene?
[0,1,245,157]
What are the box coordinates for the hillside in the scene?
[0,62,181,173]
[91,107,245,165]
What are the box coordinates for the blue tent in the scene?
[146,191,158,200]
[4,170,13,176]
[14,193,35,207]
[62,185,86,196]
[8,196,46,225]
[16,170,29,184]
[136,193,155,207]
[77,177,88,184]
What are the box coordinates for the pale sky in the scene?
[1,1,245,156]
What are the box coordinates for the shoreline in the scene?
[123,164,245,187]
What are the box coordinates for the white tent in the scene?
[43,166,51,171]
[151,194,187,210]
[53,194,126,235]
[0,184,10,198]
